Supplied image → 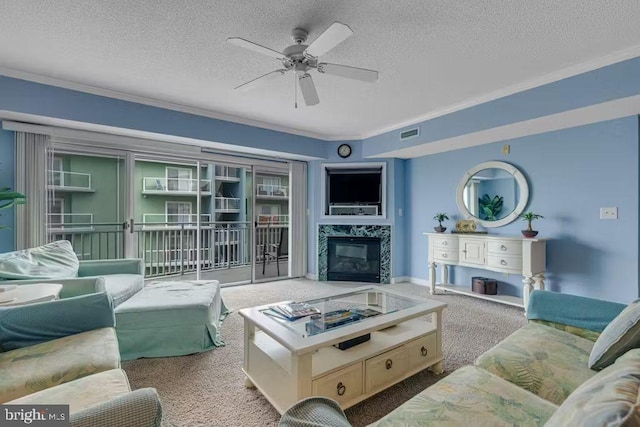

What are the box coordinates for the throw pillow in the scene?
[546,348,640,426]
[0,240,79,280]
[589,299,640,370]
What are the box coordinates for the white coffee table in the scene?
[239,285,446,413]
[0,283,63,306]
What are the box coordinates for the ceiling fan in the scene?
[227,22,379,107]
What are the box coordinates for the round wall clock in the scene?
[337,143,352,158]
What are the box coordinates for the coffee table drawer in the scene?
[365,347,408,393]
[407,333,437,371]
[312,363,363,405]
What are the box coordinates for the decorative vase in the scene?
[521,230,538,238]
[434,226,447,233]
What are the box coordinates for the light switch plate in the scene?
[600,207,618,219]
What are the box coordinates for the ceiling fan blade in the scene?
[304,22,353,58]
[298,73,319,106]
[227,37,284,60]
[235,69,288,92]
[317,63,379,82]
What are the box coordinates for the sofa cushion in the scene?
[370,366,557,427]
[589,299,640,370]
[545,348,640,426]
[6,369,131,414]
[0,327,120,403]
[98,274,144,307]
[0,240,78,280]
[475,322,597,405]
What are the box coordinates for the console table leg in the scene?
[428,361,444,375]
[533,273,545,291]
[522,276,534,314]
[429,262,437,295]
[441,264,449,285]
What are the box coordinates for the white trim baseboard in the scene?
[390,276,411,284]
[305,273,319,281]
[407,277,430,287]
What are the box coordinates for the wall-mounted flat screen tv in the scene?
[326,167,382,215]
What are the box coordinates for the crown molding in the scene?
[2,43,640,143]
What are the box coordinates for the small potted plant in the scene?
[433,213,449,233]
[520,211,543,238]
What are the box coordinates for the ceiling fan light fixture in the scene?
[227,21,377,107]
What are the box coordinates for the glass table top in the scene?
[259,286,427,338]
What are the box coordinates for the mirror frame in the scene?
[456,161,529,228]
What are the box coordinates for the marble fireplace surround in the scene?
[318,224,391,284]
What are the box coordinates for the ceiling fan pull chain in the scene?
[294,70,298,109]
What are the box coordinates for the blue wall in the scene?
[0,129,15,252]
[363,56,640,157]
[406,116,639,303]
[0,75,327,159]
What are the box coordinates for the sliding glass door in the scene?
[46,149,126,260]
[254,168,290,281]
[44,141,302,285]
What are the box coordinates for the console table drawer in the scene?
[433,249,459,263]
[488,240,522,256]
[407,333,437,371]
[432,236,459,250]
[365,347,408,393]
[487,254,522,272]
[312,363,363,405]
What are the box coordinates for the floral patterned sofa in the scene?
[368,290,640,426]
[0,292,162,426]
[282,290,640,426]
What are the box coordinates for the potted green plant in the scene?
[0,187,26,229]
[433,213,449,233]
[520,211,543,238]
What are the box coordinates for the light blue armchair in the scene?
[0,241,145,306]
[0,292,162,426]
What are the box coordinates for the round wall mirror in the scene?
[456,161,529,228]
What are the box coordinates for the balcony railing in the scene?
[256,214,289,225]
[256,184,288,197]
[48,171,92,190]
[48,220,286,278]
[142,214,212,227]
[214,165,241,180]
[47,213,94,230]
[215,197,241,211]
[142,177,212,194]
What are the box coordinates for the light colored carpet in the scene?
[122,279,526,427]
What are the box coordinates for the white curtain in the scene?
[14,132,50,249]
[289,162,307,278]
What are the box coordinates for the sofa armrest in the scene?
[1,277,106,299]
[527,290,626,333]
[0,292,115,351]
[78,259,145,277]
[70,388,162,427]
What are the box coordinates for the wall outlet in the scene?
[600,207,618,219]
[398,208,403,217]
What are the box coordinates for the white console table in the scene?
[424,233,546,311]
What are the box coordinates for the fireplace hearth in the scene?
[327,236,381,283]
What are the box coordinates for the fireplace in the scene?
[327,237,381,283]
[318,224,391,284]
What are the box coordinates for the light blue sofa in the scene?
[0,241,145,306]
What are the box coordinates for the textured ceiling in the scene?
[1,1,639,140]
